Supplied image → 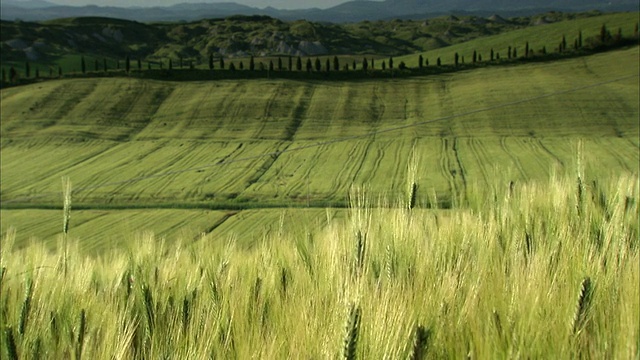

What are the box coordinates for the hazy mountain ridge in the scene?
[2,0,637,22]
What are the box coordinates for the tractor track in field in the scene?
[195,211,238,240]
[439,138,462,203]
[211,83,245,136]
[284,85,315,141]
[350,138,376,185]
[599,140,634,173]
[360,141,386,185]
[534,138,565,168]
[371,85,386,125]
[28,81,98,129]
[253,83,284,139]
[520,138,552,176]
[243,142,291,190]
[500,137,527,179]
[466,138,490,187]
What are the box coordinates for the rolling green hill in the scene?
[1,46,638,250]
[1,11,636,77]
[397,11,639,67]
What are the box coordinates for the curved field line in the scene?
[535,138,565,168]
[499,136,527,179]
[350,138,376,185]
[597,139,634,173]
[252,82,284,139]
[439,138,458,200]
[371,85,386,124]
[519,138,552,176]
[357,140,386,187]
[465,138,490,187]
[285,85,316,141]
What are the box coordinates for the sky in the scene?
[36,0,369,10]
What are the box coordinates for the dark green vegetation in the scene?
[2,11,637,73]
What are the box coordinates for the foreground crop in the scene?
[1,172,638,359]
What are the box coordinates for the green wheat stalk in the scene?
[62,176,72,277]
[76,309,86,360]
[5,326,18,360]
[343,304,361,360]
[408,324,430,360]
[19,279,33,335]
[572,277,593,335]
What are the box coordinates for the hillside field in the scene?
[1,45,639,251]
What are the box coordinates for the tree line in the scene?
[2,22,638,85]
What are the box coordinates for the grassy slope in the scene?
[396,12,639,66]
[1,46,639,249]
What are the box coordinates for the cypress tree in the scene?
[508,46,512,59]
[209,54,214,70]
[478,54,482,62]
[436,57,441,66]
[472,50,477,63]
[490,48,494,61]
[525,42,529,57]
[315,58,321,72]
[296,56,302,71]
[259,62,264,71]
[425,58,429,66]
[325,58,330,72]
[362,57,368,71]
[371,58,374,69]
[513,47,517,58]
[382,61,386,70]
[278,57,283,71]
[288,56,292,71]
[352,60,356,70]
[306,58,312,72]
[229,62,236,71]
[219,57,225,69]
[388,57,393,69]
[269,60,274,72]
[333,56,339,71]
[10,66,17,82]
[454,52,459,66]
[239,61,244,70]
[562,35,567,51]
[578,30,583,48]
[418,54,424,68]
[600,24,607,43]
[58,66,62,77]
[249,56,255,71]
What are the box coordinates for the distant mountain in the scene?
[1,0,637,22]
[1,0,58,9]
